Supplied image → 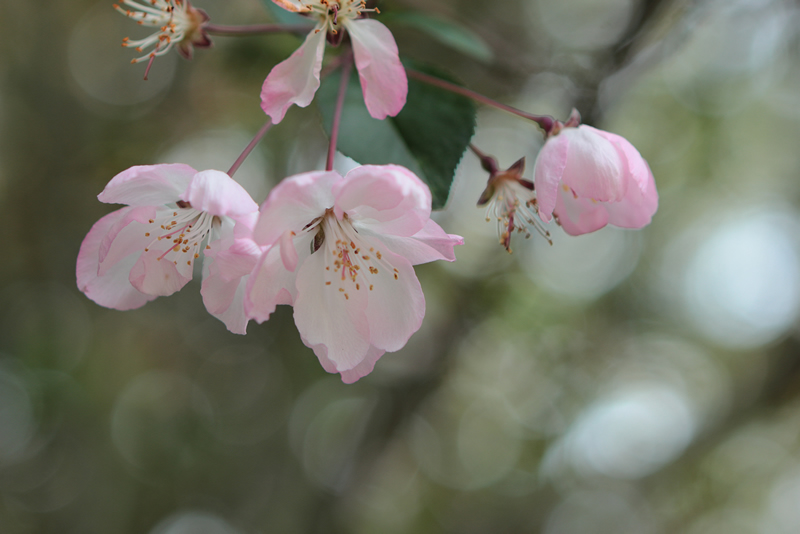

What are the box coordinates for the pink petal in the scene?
[202,262,251,335]
[260,28,326,124]
[293,244,371,372]
[361,245,425,352]
[338,346,385,383]
[334,165,430,237]
[559,126,626,203]
[252,171,339,246]
[205,236,262,283]
[554,187,610,236]
[76,208,155,310]
[360,219,463,265]
[270,0,309,12]
[591,130,658,229]
[312,343,385,383]
[347,19,407,119]
[534,133,570,222]
[245,232,312,322]
[129,249,192,296]
[279,229,299,271]
[97,206,157,273]
[181,170,259,218]
[98,164,197,206]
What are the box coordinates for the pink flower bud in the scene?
[533,124,658,236]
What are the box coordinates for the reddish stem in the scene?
[406,68,556,134]
[228,119,273,178]
[326,54,354,172]
[204,23,313,36]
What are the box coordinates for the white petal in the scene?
[293,244,371,372]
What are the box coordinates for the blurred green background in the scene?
[3,0,800,532]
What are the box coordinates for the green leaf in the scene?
[317,64,476,209]
[382,12,494,63]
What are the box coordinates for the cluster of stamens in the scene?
[142,204,218,268]
[304,210,398,301]
[306,0,378,35]
[114,0,192,63]
[486,181,552,253]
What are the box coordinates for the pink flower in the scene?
[245,165,462,383]
[261,0,407,124]
[76,164,261,334]
[115,0,212,63]
[534,125,658,236]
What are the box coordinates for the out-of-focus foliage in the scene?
[2,0,800,533]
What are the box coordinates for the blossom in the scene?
[534,124,658,236]
[474,149,551,253]
[245,165,462,383]
[76,164,260,334]
[261,0,407,124]
[115,0,212,64]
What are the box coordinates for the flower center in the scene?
[115,0,195,63]
[142,203,219,268]
[307,211,398,301]
[308,0,378,36]
[486,180,551,252]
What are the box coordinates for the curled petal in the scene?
[245,232,313,322]
[360,219,463,265]
[252,171,339,246]
[347,19,408,119]
[98,164,197,206]
[271,0,309,12]
[260,28,326,124]
[76,208,156,310]
[182,170,258,218]
[335,165,430,237]
[534,133,570,222]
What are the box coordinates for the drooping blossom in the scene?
[261,0,407,123]
[76,164,261,334]
[245,165,462,383]
[472,146,551,253]
[115,0,211,64]
[533,116,658,236]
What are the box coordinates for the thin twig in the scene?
[405,68,555,134]
[228,119,272,177]
[326,54,354,172]
[204,23,313,36]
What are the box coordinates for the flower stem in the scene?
[204,23,313,36]
[326,54,354,172]
[405,68,556,135]
[228,119,273,178]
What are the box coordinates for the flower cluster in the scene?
[83,3,660,382]
[78,163,461,382]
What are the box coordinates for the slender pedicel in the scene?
[228,120,273,178]
[326,53,354,172]
[204,23,314,36]
[406,68,556,135]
